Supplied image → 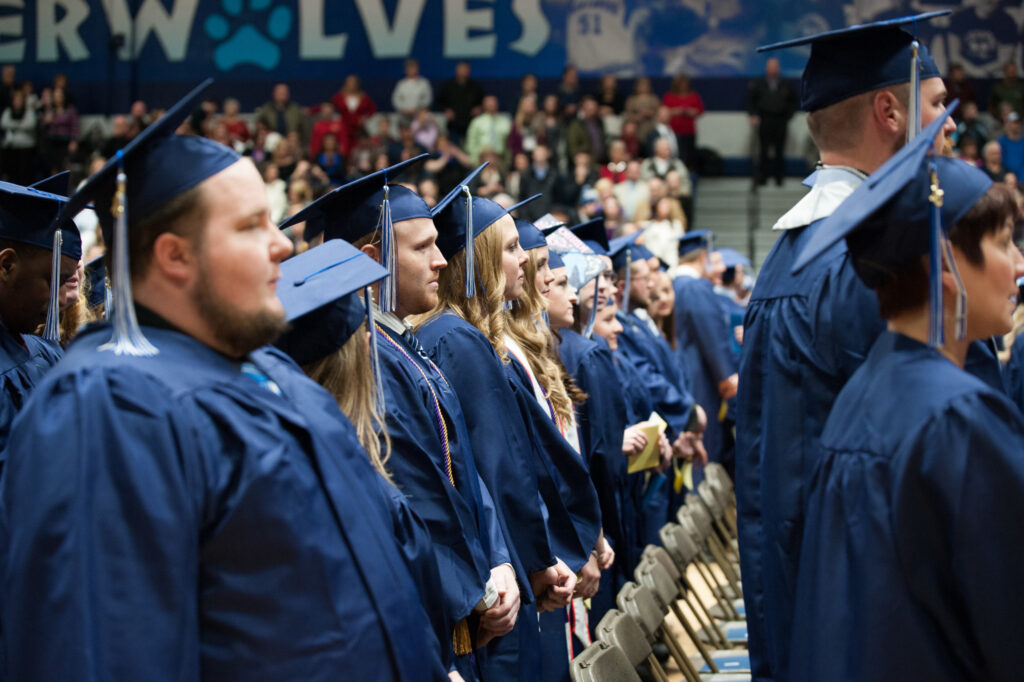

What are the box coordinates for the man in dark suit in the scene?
[748,58,798,186]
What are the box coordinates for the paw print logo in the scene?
[204,0,293,71]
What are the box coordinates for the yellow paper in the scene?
[627,413,668,474]
[673,458,694,493]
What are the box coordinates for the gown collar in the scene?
[772,165,868,231]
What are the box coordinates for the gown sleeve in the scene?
[3,367,203,681]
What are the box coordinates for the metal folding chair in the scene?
[571,640,642,682]
[594,608,672,682]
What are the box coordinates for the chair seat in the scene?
[697,650,751,673]
[709,598,745,620]
[699,620,747,645]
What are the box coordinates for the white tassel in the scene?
[907,40,921,144]
[99,154,158,356]
[42,229,62,343]
[462,186,475,298]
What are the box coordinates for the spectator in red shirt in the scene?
[221,98,250,146]
[310,101,349,159]
[331,75,377,153]
[661,74,704,167]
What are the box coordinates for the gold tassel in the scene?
[453,619,472,656]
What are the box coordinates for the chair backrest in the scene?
[616,581,665,641]
[705,462,734,494]
[571,640,642,682]
[680,501,713,539]
[704,470,732,506]
[595,608,652,667]
[659,522,700,568]
[635,556,681,612]
[698,479,724,518]
[642,544,682,581]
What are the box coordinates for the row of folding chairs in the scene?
[572,463,749,682]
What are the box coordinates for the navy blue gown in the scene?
[672,273,736,472]
[417,312,551,682]
[0,329,62,453]
[791,331,1024,681]
[376,322,509,675]
[1,321,448,681]
[735,217,883,682]
[1003,332,1024,414]
[558,329,638,623]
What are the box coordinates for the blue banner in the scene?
[1,0,1020,111]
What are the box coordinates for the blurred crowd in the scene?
[2,57,1024,259]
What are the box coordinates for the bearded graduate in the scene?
[279,159,520,682]
[2,80,447,681]
[789,109,1024,681]
[413,172,592,682]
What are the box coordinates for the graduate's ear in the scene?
[150,232,194,285]
[873,89,902,137]
[0,247,18,284]
[360,242,380,263]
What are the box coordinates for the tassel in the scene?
[927,162,947,347]
[907,40,921,144]
[366,288,386,415]
[453,619,472,656]
[584,281,600,338]
[623,247,632,315]
[103,271,113,319]
[42,228,62,343]
[99,151,158,356]
[462,186,475,298]
[377,184,398,313]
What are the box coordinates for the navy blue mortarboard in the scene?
[274,239,389,368]
[717,248,751,270]
[508,193,542,218]
[678,229,713,258]
[0,180,69,253]
[513,195,546,251]
[84,254,107,309]
[280,154,430,243]
[279,154,429,313]
[758,11,946,113]
[570,217,609,255]
[609,231,644,313]
[793,105,989,346]
[432,164,506,297]
[548,250,565,270]
[60,78,240,356]
[28,173,81,261]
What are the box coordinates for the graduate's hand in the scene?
[694,405,707,433]
[622,426,648,456]
[595,532,616,571]
[574,554,601,600]
[688,432,708,467]
[535,558,577,612]
[658,433,674,471]
[718,373,739,400]
[479,565,520,637]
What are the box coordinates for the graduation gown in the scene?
[558,330,638,622]
[672,272,736,468]
[0,329,62,453]
[790,331,1024,681]
[376,322,504,632]
[416,312,550,682]
[502,344,602,574]
[1003,333,1024,414]
[1,321,447,682]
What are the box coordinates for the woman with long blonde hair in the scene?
[415,178,601,681]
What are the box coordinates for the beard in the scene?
[193,264,288,358]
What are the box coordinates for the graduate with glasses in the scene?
[2,80,447,681]
[789,107,1024,682]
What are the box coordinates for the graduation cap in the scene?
[569,217,609,255]
[84,254,108,309]
[279,154,429,314]
[274,239,390,370]
[545,226,607,337]
[431,163,499,297]
[59,78,240,356]
[717,248,751,270]
[792,104,989,347]
[508,193,542,218]
[608,231,645,313]
[548,250,565,270]
[758,11,947,116]
[28,172,81,261]
[536,213,568,235]
[512,195,546,251]
[678,229,713,258]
